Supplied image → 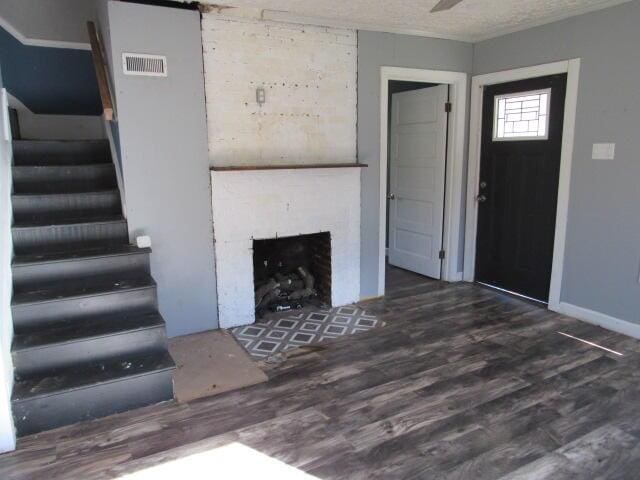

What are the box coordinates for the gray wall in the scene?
[357,31,473,298]
[473,1,640,324]
[102,1,218,336]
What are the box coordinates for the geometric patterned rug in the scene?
[230,304,383,360]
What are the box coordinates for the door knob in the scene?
[476,194,487,203]
[388,193,396,200]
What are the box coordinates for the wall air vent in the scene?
[122,53,167,77]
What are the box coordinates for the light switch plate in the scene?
[592,143,615,160]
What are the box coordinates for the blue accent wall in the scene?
[0,25,101,115]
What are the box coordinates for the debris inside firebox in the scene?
[255,266,320,317]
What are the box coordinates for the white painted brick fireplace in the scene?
[202,13,360,329]
[211,168,361,328]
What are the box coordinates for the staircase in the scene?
[9,138,175,436]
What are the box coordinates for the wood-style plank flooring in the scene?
[2,266,640,479]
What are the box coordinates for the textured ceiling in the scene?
[194,0,632,41]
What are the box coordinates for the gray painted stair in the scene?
[12,215,129,255]
[12,139,111,165]
[12,274,158,331]
[12,352,174,436]
[12,245,150,291]
[12,164,117,194]
[9,138,175,437]
[12,190,121,222]
[13,311,167,376]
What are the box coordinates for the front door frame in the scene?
[463,59,581,311]
[378,67,468,296]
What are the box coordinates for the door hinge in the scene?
[445,102,452,113]
[439,250,446,260]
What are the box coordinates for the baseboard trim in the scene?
[359,294,384,302]
[553,302,640,340]
[447,271,464,282]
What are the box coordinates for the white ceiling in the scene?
[194,0,632,42]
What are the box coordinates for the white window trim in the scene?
[492,88,551,142]
[378,67,468,296]
[463,59,581,312]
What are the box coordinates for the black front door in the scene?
[475,74,567,302]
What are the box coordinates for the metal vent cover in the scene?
[122,53,167,77]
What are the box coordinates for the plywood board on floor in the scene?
[168,329,268,403]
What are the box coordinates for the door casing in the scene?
[463,59,582,312]
[378,67,468,297]
[388,85,449,279]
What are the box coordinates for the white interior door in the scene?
[388,84,449,279]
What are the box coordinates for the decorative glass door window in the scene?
[493,88,551,141]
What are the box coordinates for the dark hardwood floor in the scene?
[2,266,640,479]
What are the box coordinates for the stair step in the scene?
[12,190,121,222]
[13,244,150,292]
[13,311,167,377]
[12,215,128,255]
[12,274,157,331]
[12,165,117,194]
[12,351,175,436]
[12,140,111,166]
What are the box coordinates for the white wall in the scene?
[9,95,104,140]
[202,13,357,166]
[0,78,16,452]
[0,0,100,48]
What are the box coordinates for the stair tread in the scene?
[12,140,111,166]
[12,273,156,306]
[13,214,125,229]
[13,311,164,351]
[12,189,119,199]
[13,164,113,170]
[13,139,109,146]
[12,351,175,402]
[13,244,148,266]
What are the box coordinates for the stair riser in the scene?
[12,165,117,194]
[13,253,150,292]
[12,288,157,331]
[12,222,128,255]
[13,141,110,166]
[12,192,121,222]
[13,369,173,436]
[14,328,167,377]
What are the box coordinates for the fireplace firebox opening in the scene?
[253,232,331,316]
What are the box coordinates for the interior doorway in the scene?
[386,81,449,280]
[377,67,468,297]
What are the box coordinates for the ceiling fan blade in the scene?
[430,0,465,13]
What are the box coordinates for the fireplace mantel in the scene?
[210,163,367,172]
